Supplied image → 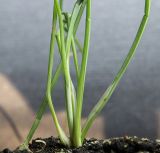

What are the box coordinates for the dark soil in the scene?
[1,136,160,153]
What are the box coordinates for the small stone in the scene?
[141,138,149,142]
[103,139,111,145]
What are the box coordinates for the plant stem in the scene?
[56,30,77,141]
[65,1,84,136]
[73,0,91,147]
[54,0,75,138]
[81,0,151,141]
[59,0,63,10]
[71,36,79,79]
[64,11,80,79]
[45,0,69,145]
[57,32,78,138]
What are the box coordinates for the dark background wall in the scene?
[0,0,160,139]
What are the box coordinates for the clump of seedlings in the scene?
[19,0,151,150]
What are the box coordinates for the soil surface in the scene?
[1,136,160,153]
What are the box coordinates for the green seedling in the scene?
[20,0,151,149]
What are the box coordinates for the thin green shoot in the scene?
[81,0,151,141]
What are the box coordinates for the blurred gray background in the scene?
[0,0,160,140]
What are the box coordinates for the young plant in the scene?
[20,0,151,149]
